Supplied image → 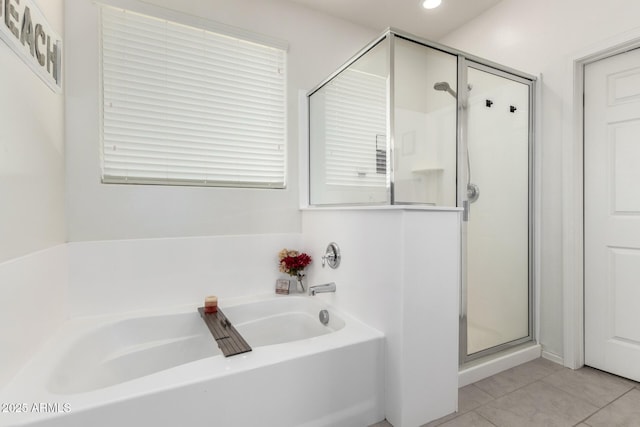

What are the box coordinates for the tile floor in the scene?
[370,358,640,427]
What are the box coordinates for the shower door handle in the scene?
[462,200,470,222]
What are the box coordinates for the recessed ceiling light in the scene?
[421,0,442,9]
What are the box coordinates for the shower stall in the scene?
[307,29,535,365]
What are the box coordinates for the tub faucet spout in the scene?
[308,282,336,296]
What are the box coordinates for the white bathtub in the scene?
[0,295,385,427]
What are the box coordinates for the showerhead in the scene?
[433,81,473,98]
[433,81,451,91]
[433,81,457,98]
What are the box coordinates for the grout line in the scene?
[474,410,499,426]
[459,384,496,414]
[574,406,600,426]
[470,362,639,426]
[424,412,459,427]
[586,365,640,389]
[472,360,565,399]
[600,386,637,406]
[476,374,545,399]
[540,366,636,409]
[573,387,637,426]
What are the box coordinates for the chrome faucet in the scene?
[308,282,336,296]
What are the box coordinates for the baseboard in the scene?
[541,350,564,367]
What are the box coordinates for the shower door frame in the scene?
[458,59,537,365]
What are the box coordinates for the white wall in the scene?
[0,0,67,390]
[65,0,377,242]
[302,208,460,427]
[0,0,65,262]
[68,233,301,317]
[441,0,640,360]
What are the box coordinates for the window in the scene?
[99,6,287,188]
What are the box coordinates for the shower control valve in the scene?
[467,183,480,203]
[321,242,341,269]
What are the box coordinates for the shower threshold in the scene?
[459,342,542,387]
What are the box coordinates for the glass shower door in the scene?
[461,63,532,362]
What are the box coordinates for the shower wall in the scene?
[393,38,457,206]
[309,35,458,207]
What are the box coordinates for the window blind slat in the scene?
[103,137,285,154]
[102,48,284,86]
[104,112,284,136]
[101,20,283,70]
[102,34,284,69]
[104,81,284,114]
[100,5,286,188]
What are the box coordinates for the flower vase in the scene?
[295,271,306,293]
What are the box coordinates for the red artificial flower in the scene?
[278,249,312,276]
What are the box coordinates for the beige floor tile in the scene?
[371,359,636,427]
[584,388,640,427]
[542,366,634,408]
[421,411,459,427]
[473,358,562,398]
[438,411,496,427]
[536,357,566,372]
[476,380,599,427]
[459,384,494,413]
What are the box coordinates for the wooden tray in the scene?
[198,307,252,357]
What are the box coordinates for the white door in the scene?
[585,48,640,381]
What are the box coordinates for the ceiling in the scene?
[286,0,502,41]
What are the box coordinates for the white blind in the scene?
[324,68,387,187]
[100,6,287,188]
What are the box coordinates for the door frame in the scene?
[563,28,640,369]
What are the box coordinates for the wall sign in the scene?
[0,0,62,92]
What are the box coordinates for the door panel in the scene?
[463,64,531,359]
[585,48,640,381]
